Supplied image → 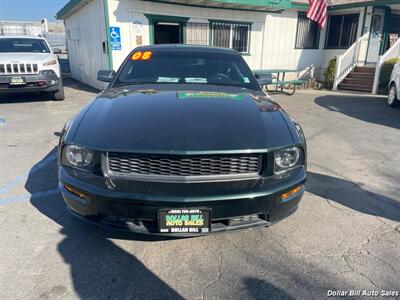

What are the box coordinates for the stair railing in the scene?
[372,38,400,94]
[333,37,362,90]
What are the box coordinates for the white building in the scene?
[57,0,400,93]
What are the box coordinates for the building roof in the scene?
[293,0,367,4]
[292,0,400,9]
[57,0,292,19]
[57,0,92,20]
[57,0,400,19]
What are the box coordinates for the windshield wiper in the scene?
[137,89,158,95]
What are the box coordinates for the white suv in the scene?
[388,61,400,107]
[0,35,64,100]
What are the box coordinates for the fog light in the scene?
[64,184,87,199]
[281,185,302,201]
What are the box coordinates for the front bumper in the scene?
[0,71,60,93]
[59,166,306,236]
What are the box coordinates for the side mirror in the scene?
[97,70,116,82]
[254,73,272,86]
[53,48,62,54]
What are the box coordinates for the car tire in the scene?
[52,77,65,101]
[388,84,399,107]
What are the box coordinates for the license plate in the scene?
[158,208,211,234]
[9,77,25,86]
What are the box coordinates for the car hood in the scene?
[0,53,55,63]
[72,88,294,153]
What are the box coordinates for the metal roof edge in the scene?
[57,0,292,19]
[56,0,85,20]
[329,0,400,10]
[57,0,400,19]
[291,0,400,11]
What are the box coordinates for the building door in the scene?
[385,13,400,50]
[366,8,386,63]
[154,22,181,44]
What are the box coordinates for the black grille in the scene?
[0,63,39,74]
[107,152,262,178]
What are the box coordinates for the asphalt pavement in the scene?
[0,77,399,299]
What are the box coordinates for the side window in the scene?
[295,12,320,49]
[185,22,209,45]
[325,14,359,48]
[210,21,251,54]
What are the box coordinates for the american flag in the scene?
[306,0,328,29]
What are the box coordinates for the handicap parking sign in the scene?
[109,26,121,50]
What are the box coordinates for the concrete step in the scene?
[338,83,373,92]
[354,66,376,73]
[347,72,375,79]
[342,78,374,85]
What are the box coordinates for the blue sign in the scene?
[109,26,121,50]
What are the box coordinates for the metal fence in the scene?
[42,32,67,52]
[0,24,42,36]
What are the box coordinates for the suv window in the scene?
[0,38,50,53]
[113,49,260,91]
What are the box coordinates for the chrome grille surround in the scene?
[103,152,263,183]
[0,63,39,75]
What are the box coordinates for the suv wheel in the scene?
[51,77,65,101]
[388,84,399,107]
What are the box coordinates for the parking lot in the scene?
[0,77,399,299]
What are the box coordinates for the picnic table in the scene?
[253,69,306,95]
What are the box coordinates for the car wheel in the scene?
[52,77,65,101]
[52,88,65,101]
[388,84,399,107]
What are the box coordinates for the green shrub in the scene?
[324,58,336,89]
[379,57,400,94]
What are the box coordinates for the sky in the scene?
[0,0,70,22]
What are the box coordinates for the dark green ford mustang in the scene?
[58,45,307,236]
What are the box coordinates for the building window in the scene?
[185,22,209,45]
[295,12,320,49]
[210,21,251,54]
[325,13,359,49]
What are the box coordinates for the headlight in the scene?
[62,145,93,169]
[43,59,58,66]
[274,146,301,173]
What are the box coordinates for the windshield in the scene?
[113,49,260,90]
[0,38,50,53]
